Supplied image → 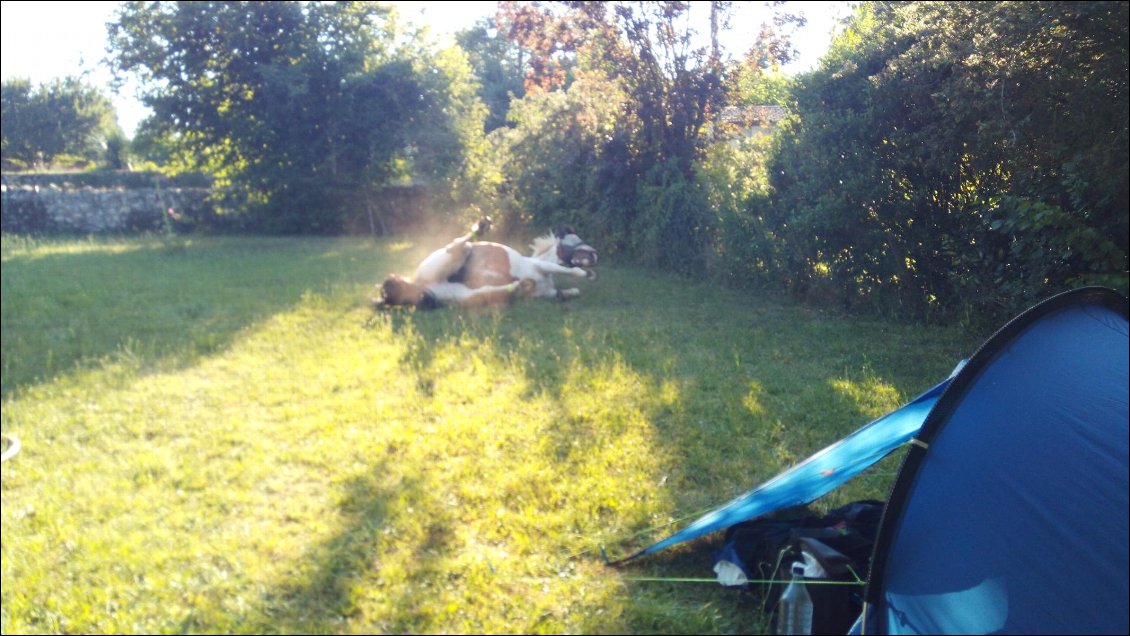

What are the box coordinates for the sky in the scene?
[1,1,850,137]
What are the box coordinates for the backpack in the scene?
[713,500,884,634]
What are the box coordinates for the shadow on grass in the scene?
[294,267,978,633]
[3,235,980,634]
[0,237,390,400]
[231,463,445,634]
[384,302,581,400]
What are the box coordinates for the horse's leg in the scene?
[533,262,595,279]
[415,218,492,284]
[454,280,530,308]
[423,280,526,309]
[443,217,491,253]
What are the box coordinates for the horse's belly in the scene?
[456,243,516,288]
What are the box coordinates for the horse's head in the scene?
[551,226,599,268]
[372,274,428,309]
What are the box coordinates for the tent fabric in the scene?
[864,287,1129,635]
[617,364,964,563]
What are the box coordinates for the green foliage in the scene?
[456,18,528,132]
[699,133,782,286]
[633,162,712,274]
[127,119,192,174]
[730,66,794,109]
[494,67,715,270]
[543,1,728,177]
[490,72,638,243]
[1,76,121,169]
[759,1,1128,322]
[103,130,131,170]
[0,78,35,167]
[108,1,487,234]
[404,46,492,201]
[492,1,805,268]
[982,196,1129,306]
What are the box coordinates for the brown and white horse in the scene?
[373,221,598,310]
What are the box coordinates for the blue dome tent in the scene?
[620,288,1128,634]
[860,287,1128,634]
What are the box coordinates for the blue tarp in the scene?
[619,363,964,562]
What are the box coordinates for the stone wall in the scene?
[1,172,211,234]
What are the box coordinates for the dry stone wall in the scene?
[1,173,211,234]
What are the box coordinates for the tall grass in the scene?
[1,234,982,634]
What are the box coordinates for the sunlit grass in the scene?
[1,234,981,634]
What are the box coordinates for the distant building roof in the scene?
[718,105,788,128]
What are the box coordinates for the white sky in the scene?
[1,1,848,137]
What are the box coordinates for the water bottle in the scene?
[775,562,813,635]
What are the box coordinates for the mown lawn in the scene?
[1,233,982,634]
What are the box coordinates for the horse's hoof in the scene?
[471,216,492,240]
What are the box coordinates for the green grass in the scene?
[1,234,983,634]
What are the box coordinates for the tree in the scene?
[491,71,638,247]
[0,78,35,167]
[1,76,121,169]
[108,1,486,233]
[503,1,729,176]
[456,18,528,132]
[492,1,805,272]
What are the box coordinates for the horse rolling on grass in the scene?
[372,218,598,311]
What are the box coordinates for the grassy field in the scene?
[1,233,983,634]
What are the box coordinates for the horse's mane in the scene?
[529,232,558,259]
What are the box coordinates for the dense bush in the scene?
[489,73,639,251]
[761,1,1128,322]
